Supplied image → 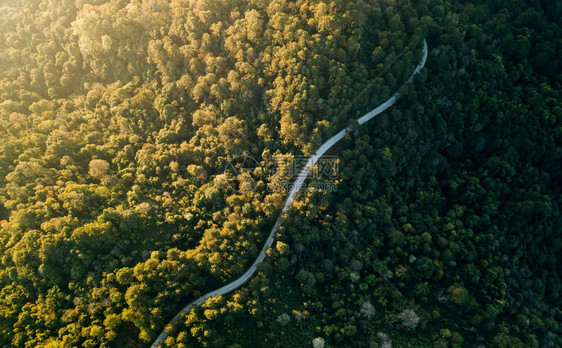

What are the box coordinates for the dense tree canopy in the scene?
[0,0,560,347]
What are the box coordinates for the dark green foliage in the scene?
[0,0,560,347]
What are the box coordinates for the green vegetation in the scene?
[0,0,560,347]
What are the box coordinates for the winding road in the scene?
[151,39,428,347]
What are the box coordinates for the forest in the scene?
[0,0,560,347]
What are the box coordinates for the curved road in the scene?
[152,39,428,347]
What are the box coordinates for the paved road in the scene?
[151,39,428,347]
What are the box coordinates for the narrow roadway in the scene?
[151,39,428,347]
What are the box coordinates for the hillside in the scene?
[0,0,560,347]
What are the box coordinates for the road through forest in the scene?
[152,39,428,347]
